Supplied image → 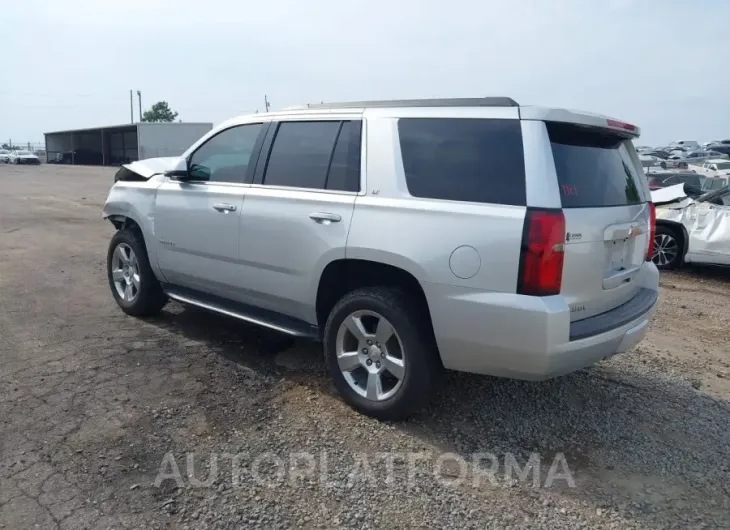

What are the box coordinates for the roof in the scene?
[44,122,213,136]
[705,158,730,164]
[283,97,519,110]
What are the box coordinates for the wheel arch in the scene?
[656,219,689,258]
[315,258,435,336]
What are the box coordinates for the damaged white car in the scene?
[651,183,730,269]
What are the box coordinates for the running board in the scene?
[162,285,320,340]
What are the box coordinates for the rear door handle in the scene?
[212,203,237,212]
[309,212,341,224]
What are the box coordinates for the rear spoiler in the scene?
[519,106,640,138]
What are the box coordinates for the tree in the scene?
[141,101,179,123]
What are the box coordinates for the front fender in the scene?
[103,177,166,281]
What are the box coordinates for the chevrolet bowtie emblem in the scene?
[629,225,641,237]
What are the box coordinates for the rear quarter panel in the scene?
[347,111,525,292]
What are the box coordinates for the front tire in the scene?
[107,229,167,316]
[652,225,683,270]
[323,287,442,420]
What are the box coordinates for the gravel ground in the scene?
[1,164,729,529]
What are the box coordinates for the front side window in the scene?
[188,124,263,183]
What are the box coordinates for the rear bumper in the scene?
[424,263,660,380]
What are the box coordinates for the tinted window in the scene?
[264,121,340,189]
[398,118,526,205]
[663,175,703,188]
[188,124,262,183]
[548,123,643,208]
[325,121,361,192]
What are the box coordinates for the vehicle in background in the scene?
[635,145,653,153]
[702,175,730,191]
[692,159,730,178]
[7,150,41,165]
[706,144,730,157]
[673,140,699,150]
[102,97,658,419]
[640,155,665,170]
[652,184,730,269]
[665,154,689,169]
[645,170,705,192]
[683,150,729,165]
[0,149,10,163]
[643,149,670,159]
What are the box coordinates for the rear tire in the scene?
[323,287,443,420]
[107,229,167,316]
[652,225,683,270]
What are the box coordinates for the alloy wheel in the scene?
[335,310,406,401]
[111,243,141,302]
[653,233,678,267]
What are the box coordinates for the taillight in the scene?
[606,119,637,132]
[517,209,566,296]
[646,202,656,261]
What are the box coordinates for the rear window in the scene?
[548,123,643,208]
[398,118,526,206]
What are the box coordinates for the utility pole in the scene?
[264,95,270,112]
[129,90,134,123]
[137,91,142,121]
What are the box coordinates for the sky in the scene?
[1,0,728,147]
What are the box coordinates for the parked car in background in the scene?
[643,149,670,159]
[673,140,699,150]
[652,184,730,269]
[702,175,730,191]
[640,155,664,169]
[665,154,690,169]
[692,158,730,178]
[645,170,705,191]
[102,97,658,419]
[0,149,10,163]
[683,150,729,165]
[706,144,730,157]
[8,150,41,165]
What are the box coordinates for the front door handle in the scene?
[309,212,341,224]
[213,203,237,213]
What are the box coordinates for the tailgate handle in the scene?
[604,222,645,241]
[603,266,640,290]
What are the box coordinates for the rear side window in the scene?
[325,121,361,192]
[548,123,643,208]
[398,118,526,205]
[264,121,341,189]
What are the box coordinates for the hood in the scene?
[122,157,180,179]
[651,183,688,205]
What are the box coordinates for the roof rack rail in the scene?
[285,97,519,111]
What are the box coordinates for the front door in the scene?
[154,122,264,298]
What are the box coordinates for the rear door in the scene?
[546,122,652,321]
[235,119,361,323]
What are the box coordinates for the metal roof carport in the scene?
[44,122,213,166]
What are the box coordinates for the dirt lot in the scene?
[1,163,729,529]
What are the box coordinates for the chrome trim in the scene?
[165,292,309,337]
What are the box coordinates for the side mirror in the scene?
[165,158,191,180]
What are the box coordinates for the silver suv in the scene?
[103,98,659,419]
